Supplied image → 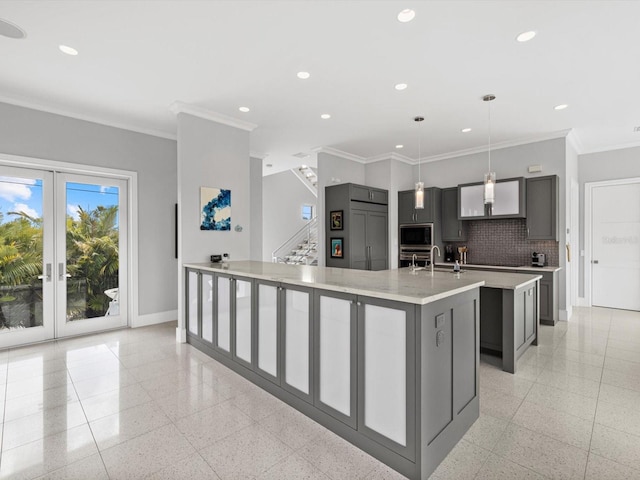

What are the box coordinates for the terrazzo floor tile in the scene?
[511,400,593,450]
[3,385,80,422]
[584,453,640,480]
[590,423,640,472]
[603,356,640,379]
[474,453,547,480]
[100,423,196,480]
[143,452,221,480]
[257,453,331,480]
[429,439,491,480]
[365,463,409,480]
[601,369,640,393]
[127,357,183,382]
[536,369,601,399]
[199,423,293,480]
[492,424,588,479]
[230,388,287,421]
[595,399,640,438]
[154,382,232,422]
[461,413,509,450]
[5,370,72,400]
[0,424,98,480]
[174,400,254,449]
[72,370,139,400]
[478,364,535,398]
[298,428,382,480]
[524,382,598,421]
[479,385,524,421]
[258,405,330,450]
[139,370,203,399]
[2,400,87,450]
[33,453,109,480]
[90,401,172,450]
[544,357,603,382]
[80,382,152,422]
[597,383,640,410]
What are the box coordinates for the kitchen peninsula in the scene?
[184,261,484,479]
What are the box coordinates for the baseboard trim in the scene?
[560,309,569,321]
[133,310,178,328]
[576,297,590,307]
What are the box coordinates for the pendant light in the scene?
[414,115,425,209]
[483,94,496,205]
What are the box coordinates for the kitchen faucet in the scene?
[430,245,441,274]
[411,253,417,271]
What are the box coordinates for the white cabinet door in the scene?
[318,294,354,419]
[284,289,310,395]
[216,276,231,352]
[235,279,252,363]
[187,270,199,336]
[459,184,485,218]
[362,304,407,446]
[201,273,214,343]
[492,180,520,216]
[258,283,279,378]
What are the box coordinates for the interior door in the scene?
[55,173,128,337]
[0,166,54,347]
[592,181,640,310]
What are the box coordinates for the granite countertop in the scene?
[184,261,485,306]
[435,262,561,273]
[431,266,541,290]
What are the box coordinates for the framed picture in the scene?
[200,187,231,231]
[330,237,344,258]
[330,210,343,230]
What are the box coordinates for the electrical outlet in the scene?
[436,330,445,347]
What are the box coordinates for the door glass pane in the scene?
[65,182,119,321]
[0,176,44,330]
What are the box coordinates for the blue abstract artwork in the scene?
[200,187,231,231]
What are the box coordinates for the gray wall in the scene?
[0,102,177,317]
[250,157,263,261]
[316,152,365,266]
[578,146,640,297]
[262,169,317,262]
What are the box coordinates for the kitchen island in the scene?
[183,261,484,480]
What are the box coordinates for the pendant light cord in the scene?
[488,97,491,173]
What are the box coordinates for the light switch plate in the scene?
[435,314,445,329]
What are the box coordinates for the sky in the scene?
[0,176,118,225]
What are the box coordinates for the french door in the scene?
[0,165,128,347]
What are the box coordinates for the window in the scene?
[302,204,314,220]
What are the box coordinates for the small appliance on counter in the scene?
[531,252,546,267]
[444,245,455,263]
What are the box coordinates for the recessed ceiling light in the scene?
[395,145,404,149]
[461,128,472,133]
[516,30,536,42]
[297,71,310,80]
[554,104,568,110]
[59,44,78,56]
[238,106,250,113]
[320,114,331,119]
[0,18,27,39]
[395,83,408,91]
[397,9,416,23]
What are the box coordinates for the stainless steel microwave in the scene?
[399,223,433,247]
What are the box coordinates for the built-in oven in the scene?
[399,223,434,266]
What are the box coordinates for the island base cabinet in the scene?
[185,267,480,480]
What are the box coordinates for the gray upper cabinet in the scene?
[526,175,558,240]
[350,184,388,205]
[441,187,467,241]
[458,177,526,220]
[326,183,388,271]
[398,188,441,224]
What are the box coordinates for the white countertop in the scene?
[435,262,561,273]
[184,261,485,305]
[432,266,542,290]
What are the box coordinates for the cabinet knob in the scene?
[357,301,362,306]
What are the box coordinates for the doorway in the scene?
[0,164,129,347]
[587,178,640,311]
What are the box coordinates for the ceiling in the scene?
[1,1,639,174]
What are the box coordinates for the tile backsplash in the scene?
[447,218,559,267]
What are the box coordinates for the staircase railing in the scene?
[272,217,318,265]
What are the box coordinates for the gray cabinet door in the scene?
[186,268,200,338]
[351,185,388,205]
[539,280,551,321]
[398,190,415,224]
[415,188,434,224]
[256,279,281,384]
[367,211,388,271]
[526,175,558,240]
[350,210,368,270]
[524,284,536,341]
[442,187,467,241]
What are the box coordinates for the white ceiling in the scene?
[1,1,640,173]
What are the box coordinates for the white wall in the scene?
[578,146,640,297]
[176,112,250,340]
[0,102,177,319]
[316,152,365,266]
[262,169,317,261]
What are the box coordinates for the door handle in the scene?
[38,263,52,282]
[58,263,71,280]
[592,260,599,264]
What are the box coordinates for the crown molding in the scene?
[365,152,415,165]
[566,129,584,154]
[417,129,573,164]
[0,94,177,140]
[169,101,258,132]
[249,151,269,160]
[312,146,366,164]
[579,139,640,155]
